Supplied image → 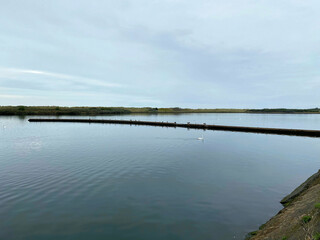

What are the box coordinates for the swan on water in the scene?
[197,135,204,140]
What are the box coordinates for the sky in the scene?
[0,0,319,108]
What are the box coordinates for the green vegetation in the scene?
[245,231,258,239]
[0,106,131,116]
[313,233,320,240]
[283,202,291,207]
[315,203,320,209]
[127,107,247,114]
[281,237,288,240]
[301,215,312,223]
[249,231,258,236]
[259,223,266,230]
[1,106,320,116]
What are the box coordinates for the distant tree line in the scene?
[0,106,131,116]
[0,106,319,116]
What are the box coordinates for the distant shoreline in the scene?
[1,106,320,116]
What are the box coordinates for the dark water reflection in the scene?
[1,114,320,239]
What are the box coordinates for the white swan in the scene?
[197,135,204,140]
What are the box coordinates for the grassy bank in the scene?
[247,170,320,240]
[0,106,320,116]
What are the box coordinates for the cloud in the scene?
[0,67,123,89]
[0,0,320,107]
[0,67,162,107]
[0,94,25,99]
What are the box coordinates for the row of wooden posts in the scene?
[28,118,320,138]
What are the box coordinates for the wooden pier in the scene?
[28,118,320,137]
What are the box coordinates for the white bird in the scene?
[197,135,204,140]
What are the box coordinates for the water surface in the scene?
[1,114,320,239]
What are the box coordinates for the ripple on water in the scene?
[1,115,320,240]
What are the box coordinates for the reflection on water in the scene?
[1,114,320,240]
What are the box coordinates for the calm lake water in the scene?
[1,113,320,240]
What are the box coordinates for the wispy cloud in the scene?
[0,67,162,106]
[0,67,123,89]
[0,94,25,99]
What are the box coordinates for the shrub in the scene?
[18,105,25,111]
[302,215,312,223]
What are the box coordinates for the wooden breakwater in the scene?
[28,118,320,137]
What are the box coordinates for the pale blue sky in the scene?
[0,0,319,108]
